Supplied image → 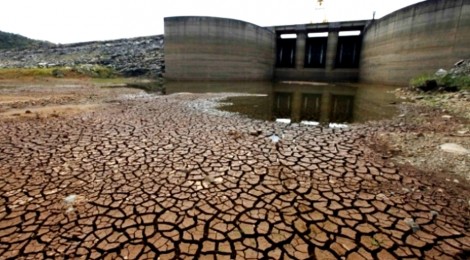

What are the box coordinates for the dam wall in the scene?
[164,16,275,81]
[360,0,470,85]
[163,0,470,85]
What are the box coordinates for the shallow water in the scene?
[162,81,399,124]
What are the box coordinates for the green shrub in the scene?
[409,74,433,89]
[72,65,116,78]
[0,68,54,78]
[410,73,470,91]
[442,75,470,90]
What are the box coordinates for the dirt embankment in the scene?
[363,88,470,198]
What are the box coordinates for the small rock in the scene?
[440,143,469,155]
[453,179,460,184]
[203,175,223,186]
[454,60,464,66]
[25,110,32,114]
[435,69,448,77]
[441,115,452,120]
[213,177,224,184]
[404,218,420,232]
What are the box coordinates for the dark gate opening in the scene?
[304,37,328,68]
[276,38,296,68]
[335,35,362,68]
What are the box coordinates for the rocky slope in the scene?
[0,35,164,77]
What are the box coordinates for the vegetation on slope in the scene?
[409,60,470,91]
[0,65,116,79]
[0,30,53,50]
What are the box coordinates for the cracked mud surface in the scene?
[0,84,469,259]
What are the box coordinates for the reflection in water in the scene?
[273,92,292,119]
[301,94,322,122]
[271,82,357,124]
[330,95,354,123]
[163,81,398,125]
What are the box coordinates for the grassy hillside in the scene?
[0,30,53,50]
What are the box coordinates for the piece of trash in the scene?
[329,123,348,128]
[275,118,291,124]
[269,134,280,143]
[64,194,77,204]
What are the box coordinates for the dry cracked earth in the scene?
[0,83,469,259]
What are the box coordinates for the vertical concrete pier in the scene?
[295,32,307,70]
[325,30,339,72]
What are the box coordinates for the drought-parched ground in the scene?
[0,82,469,259]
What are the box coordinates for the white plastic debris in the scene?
[64,194,77,204]
[275,118,291,124]
[329,123,348,128]
[269,134,280,143]
[300,121,320,126]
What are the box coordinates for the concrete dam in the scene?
[164,0,469,85]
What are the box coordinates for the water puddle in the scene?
[164,81,399,124]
